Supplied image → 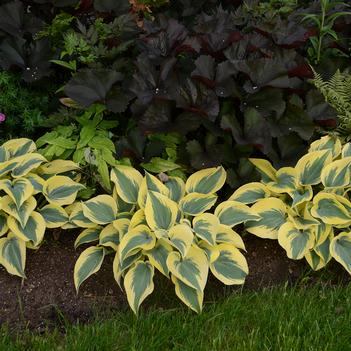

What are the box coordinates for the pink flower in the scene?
[0,113,5,123]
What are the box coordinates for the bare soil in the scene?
[0,231,348,331]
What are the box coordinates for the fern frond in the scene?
[311,68,351,137]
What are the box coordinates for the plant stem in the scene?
[317,1,326,64]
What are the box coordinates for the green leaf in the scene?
[185,166,226,194]
[167,246,209,292]
[214,200,260,227]
[0,234,26,278]
[74,246,105,291]
[74,227,102,249]
[124,261,154,314]
[141,157,181,173]
[82,195,117,225]
[145,191,178,231]
[179,193,218,216]
[330,232,351,274]
[210,244,248,285]
[111,166,143,204]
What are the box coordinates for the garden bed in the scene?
[0,0,351,340]
[1,232,348,331]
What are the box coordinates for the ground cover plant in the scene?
[0,71,54,142]
[73,165,253,313]
[0,138,83,277]
[239,135,351,275]
[36,104,122,193]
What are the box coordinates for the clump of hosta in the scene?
[235,135,351,275]
[73,166,256,313]
[0,138,84,277]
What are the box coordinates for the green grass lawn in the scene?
[1,284,350,351]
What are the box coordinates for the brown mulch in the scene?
[0,231,348,331]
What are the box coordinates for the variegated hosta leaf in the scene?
[185,166,226,194]
[8,211,46,247]
[0,178,34,209]
[154,229,168,239]
[113,251,142,288]
[210,244,248,285]
[321,157,351,189]
[119,225,156,262]
[171,274,203,313]
[0,233,26,277]
[82,195,117,225]
[0,145,8,162]
[192,213,219,246]
[245,198,287,239]
[309,135,342,159]
[69,203,96,228]
[25,173,45,194]
[314,233,333,265]
[124,261,154,314]
[330,232,351,274]
[11,153,47,178]
[287,212,319,230]
[295,150,332,186]
[145,191,177,231]
[168,223,194,257]
[176,208,183,223]
[38,160,80,175]
[0,212,8,237]
[179,193,217,216]
[197,241,220,263]
[266,167,297,193]
[229,182,271,204]
[331,189,345,197]
[342,142,351,158]
[39,204,69,228]
[333,193,351,213]
[289,186,313,207]
[311,192,351,225]
[111,166,143,204]
[1,195,36,228]
[166,245,209,292]
[137,172,169,209]
[305,250,327,271]
[99,223,120,250]
[0,159,20,178]
[216,225,245,250]
[113,189,134,213]
[2,138,36,158]
[249,158,277,183]
[165,176,185,203]
[144,239,173,276]
[129,209,146,230]
[214,200,260,227]
[112,218,130,239]
[278,222,315,260]
[43,175,85,206]
[113,251,123,288]
[74,246,105,291]
[315,222,332,246]
[74,227,102,249]
[116,212,133,220]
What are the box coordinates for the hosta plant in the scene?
[73,166,256,313]
[236,135,351,275]
[0,138,84,277]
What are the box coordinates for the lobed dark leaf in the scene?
[64,69,124,106]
